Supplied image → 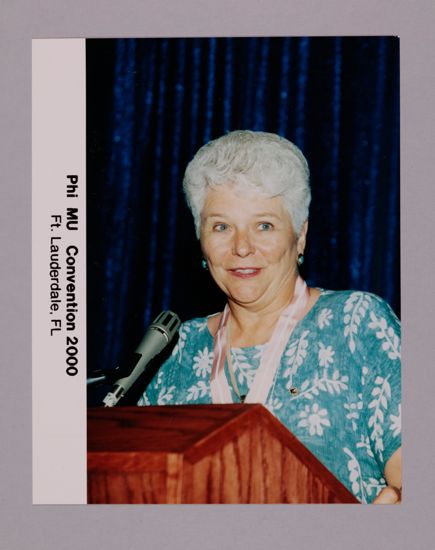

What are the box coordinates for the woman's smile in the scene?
[200,184,307,310]
[228,267,262,279]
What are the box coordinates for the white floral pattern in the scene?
[139,290,401,503]
[318,342,335,367]
[266,397,283,412]
[137,392,150,406]
[344,394,363,431]
[173,323,191,361]
[298,403,331,436]
[283,329,309,385]
[343,447,365,501]
[194,318,209,332]
[368,375,392,461]
[343,446,387,503]
[231,348,257,386]
[364,476,386,499]
[157,385,176,405]
[361,365,369,386]
[389,404,401,437]
[317,307,333,329]
[296,368,348,399]
[186,381,209,401]
[368,311,401,360]
[356,435,375,458]
[193,346,212,378]
[343,292,372,353]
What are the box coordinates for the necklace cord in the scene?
[210,276,310,404]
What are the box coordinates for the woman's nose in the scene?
[232,230,254,257]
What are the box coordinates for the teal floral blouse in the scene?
[138,290,401,503]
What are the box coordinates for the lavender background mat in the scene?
[2,0,435,548]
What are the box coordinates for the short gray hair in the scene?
[183,130,311,238]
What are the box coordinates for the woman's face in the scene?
[200,183,307,311]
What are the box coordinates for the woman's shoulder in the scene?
[313,289,400,355]
[164,315,213,365]
[175,313,218,348]
[317,288,399,319]
[179,313,220,332]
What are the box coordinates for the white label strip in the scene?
[32,39,86,504]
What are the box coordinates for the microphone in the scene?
[102,310,181,407]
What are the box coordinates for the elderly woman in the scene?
[138,130,401,504]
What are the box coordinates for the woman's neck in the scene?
[207,281,321,347]
[228,300,291,347]
[228,285,321,347]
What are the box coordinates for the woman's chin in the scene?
[227,289,266,306]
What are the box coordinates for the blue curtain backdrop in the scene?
[87,37,400,404]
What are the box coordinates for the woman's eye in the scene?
[259,222,273,231]
[213,223,228,232]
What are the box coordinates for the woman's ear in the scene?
[297,220,308,254]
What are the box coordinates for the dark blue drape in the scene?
[87,37,399,404]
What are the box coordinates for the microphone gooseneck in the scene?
[102,311,181,407]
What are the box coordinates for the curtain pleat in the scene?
[143,39,169,325]
[87,37,400,401]
[203,38,217,143]
[294,37,310,149]
[253,38,269,130]
[223,38,233,133]
[277,38,292,136]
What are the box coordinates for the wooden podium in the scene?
[88,404,358,504]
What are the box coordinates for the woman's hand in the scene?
[372,447,402,504]
[373,485,401,504]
